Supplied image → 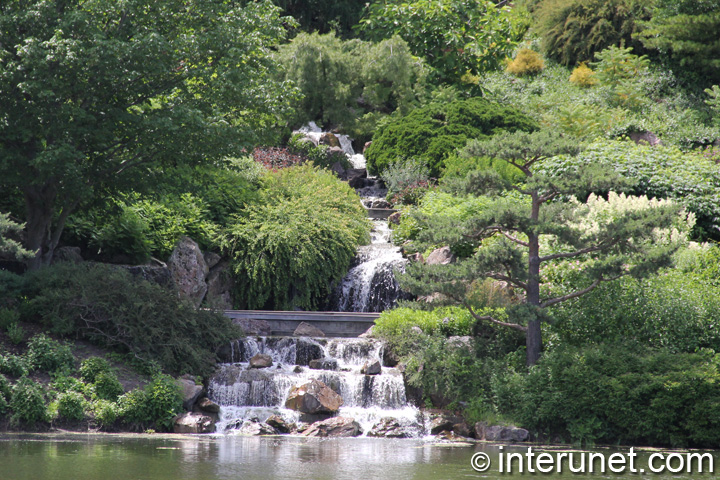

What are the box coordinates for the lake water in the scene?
[0,434,716,480]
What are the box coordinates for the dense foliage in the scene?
[365,98,538,176]
[222,165,369,310]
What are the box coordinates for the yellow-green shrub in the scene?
[569,63,597,87]
[506,49,545,77]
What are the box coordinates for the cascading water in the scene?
[208,336,424,437]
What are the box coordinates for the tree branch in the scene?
[539,239,618,262]
[540,274,625,308]
[464,303,528,332]
[485,272,527,291]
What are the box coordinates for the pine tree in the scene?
[401,131,688,365]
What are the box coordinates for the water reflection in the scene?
[0,435,716,480]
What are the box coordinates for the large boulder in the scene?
[308,358,338,371]
[205,259,234,309]
[474,422,529,442]
[319,132,341,148]
[174,412,215,433]
[293,322,326,337]
[295,338,324,366]
[176,375,204,411]
[249,354,273,369]
[266,415,293,434]
[426,246,455,265]
[197,397,220,414]
[167,237,208,307]
[285,379,343,414]
[234,318,273,336]
[121,264,173,286]
[302,417,362,437]
[361,360,382,375]
[368,418,408,438]
[430,414,463,435]
[237,419,276,436]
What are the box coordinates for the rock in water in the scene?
[308,358,339,371]
[293,322,326,337]
[176,375,203,411]
[368,418,408,438]
[197,397,220,414]
[302,417,362,437]
[249,354,273,369]
[361,360,381,375]
[237,419,276,436]
[266,415,293,434]
[168,236,208,307]
[474,422,529,442]
[174,412,216,433]
[285,378,343,414]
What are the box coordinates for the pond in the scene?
[0,434,716,480]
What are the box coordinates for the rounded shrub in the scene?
[56,391,87,422]
[26,334,75,374]
[93,371,124,401]
[91,399,119,428]
[79,357,113,384]
[0,354,29,378]
[569,63,598,87]
[506,49,545,76]
[10,377,47,426]
[143,374,183,431]
[117,389,150,427]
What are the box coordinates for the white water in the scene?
[208,337,424,437]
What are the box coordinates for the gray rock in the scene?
[237,419,276,436]
[410,326,424,335]
[629,131,662,146]
[452,422,472,438]
[302,416,362,437]
[368,417,408,438]
[361,360,382,375]
[266,415,293,434]
[296,136,318,147]
[197,397,220,414]
[370,199,392,209]
[426,246,455,265]
[358,326,375,338]
[331,161,346,178]
[309,358,339,371]
[234,318,273,336]
[285,378,343,414]
[347,169,368,189]
[205,259,234,309]
[203,252,222,270]
[53,246,83,264]
[176,375,203,411]
[319,132,340,148]
[167,236,209,307]
[327,146,346,158]
[430,414,463,435]
[475,422,529,442]
[174,412,216,433]
[121,264,173,286]
[249,353,273,369]
[446,336,474,353]
[388,211,402,225]
[293,321,326,337]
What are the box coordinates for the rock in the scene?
[234,318,273,336]
[358,326,375,338]
[197,397,220,414]
[410,326,424,335]
[435,430,470,442]
[293,321,326,337]
[167,236,209,307]
[347,169,368,189]
[452,422,472,438]
[363,141,372,153]
[406,253,423,263]
[327,146,346,158]
[266,415,293,434]
[293,366,304,373]
[174,412,216,433]
[249,353,273,369]
[430,414,463,435]
[309,358,339,371]
[382,347,399,368]
[237,419,276,436]
[426,246,455,265]
[370,199,392,209]
[330,161,346,178]
[121,265,173,286]
[629,131,662,146]
[446,336,474,353]
[203,252,222,270]
[176,375,204,411]
[368,418,408,438]
[319,132,341,148]
[295,335,325,366]
[361,360,382,375]
[205,259,234,309]
[474,422,529,442]
[297,136,318,147]
[302,416,362,438]
[53,246,83,264]
[285,378,343,414]
[388,211,402,225]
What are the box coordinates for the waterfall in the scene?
[208,337,424,437]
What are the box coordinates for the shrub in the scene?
[143,374,183,431]
[506,49,545,76]
[495,345,720,447]
[26,334,75,374]
[51,376,86,395]
[6,322,24,345]
[222,165,370,310]
[91,399,119,428]
[0,374,9,415]
[10,377,47,426]
[93,371,124,401]
[0,307,19,330]
[287,134,351,170]
[381,159,432,206]
[375,306,478,338]
[569,63,597,87]
[117,389,150,427]
[55,391,87,422]
[0,354,29,377]
[79,357,113,384]
[365,98,538,176]
[22,263,240,376]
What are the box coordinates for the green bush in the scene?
[494,345,720,447]
[0,374,9,415]
[93,371,124,401]
[21,263,240,376]
[0,307,19,330]
[117,389,150,427]
[91,399,119,428]
[365,98,538,176]
[10,377,47,426]
[55,391,87,422]
[222,165,370,310]
[0,354,29,377]
[287,134,351,170]
[26,334,75,374]
[375,306,479,338]
[6,322,24,345]
[79,357,113,384]
[118,375,182,431]
[51,375,86,395]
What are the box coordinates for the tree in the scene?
[358,0,518,83]
[0,213,33,261]
[0,0,296,269]
[401,131,688,365]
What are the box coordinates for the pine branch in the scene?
[464,303,528,332]
[539,239,618,262]
[540,274,625,308]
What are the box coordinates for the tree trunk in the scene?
[526,227,542,366]
[23,184,75,270]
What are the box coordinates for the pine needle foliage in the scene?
[222,165,370,310]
